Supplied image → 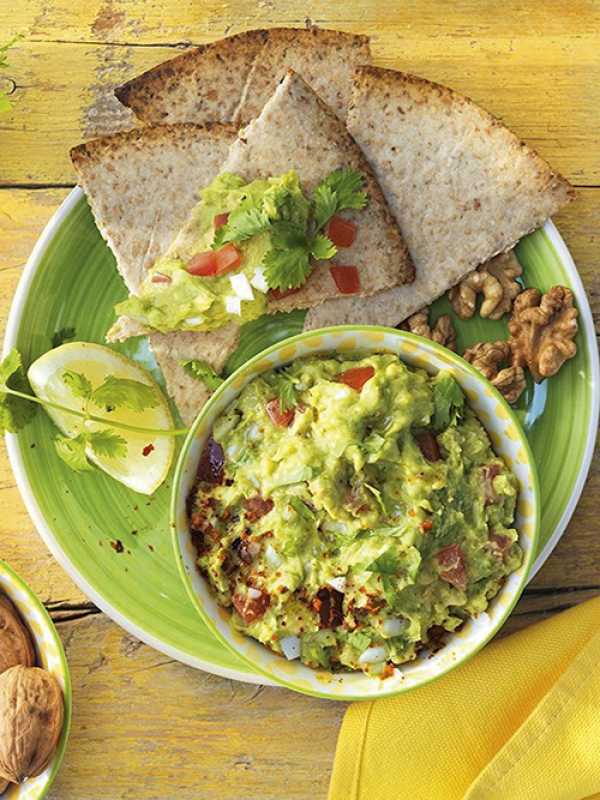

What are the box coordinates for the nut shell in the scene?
[0,666,64,783]
[0,778,9,794]
[0,594,36,673]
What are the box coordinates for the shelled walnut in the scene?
[508,286,578,381]
[449,250,523,320]
[401,310,457,351]
[463,341,527,404]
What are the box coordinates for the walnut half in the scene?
[402,310,457,351]
[463,341,527,404]
[508,286,578,382]
[449,250,523,320]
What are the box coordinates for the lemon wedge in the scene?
[27,342,175,495]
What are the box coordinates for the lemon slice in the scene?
[27,342,175,495]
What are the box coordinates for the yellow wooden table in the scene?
[1,3,599,798]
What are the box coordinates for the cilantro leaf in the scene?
[289,496,315,523]
[364,482,387,515]
[312,168,368,229]
[87,429,128,460]
[0,349,36,433]
[55,434,93,472]
[181,360,224,391]
[277,377,297,412]
[91,376,159,412]
[212,206,271,249]
[62,370,92,401]
[51,327,76,348]
[432,373,465,431]
[263,222,312,290]
[310,234,337,261]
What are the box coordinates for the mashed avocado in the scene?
[115,171,308,333]
[188,354,522,677]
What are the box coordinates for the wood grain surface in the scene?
[0,3,599,798]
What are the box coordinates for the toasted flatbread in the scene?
[221,69,414,314]
[114,30,268,125]
[70,124,240,424]
[304,67,575,330]
[234,28,370,123]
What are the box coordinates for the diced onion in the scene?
[335,387,350,399]
[225,296,242,316]
[328,576,347,593]
[247,423,260,441]
[250,267,269,293]
[247,587,262,600]
[265,544,282,568]
[382,618,405,638]
[226,443,240,459]
[230,273,254,301]
[184,316,204,326]
[280,635,301,660]
[358,645,387,665]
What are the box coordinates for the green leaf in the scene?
[54,434,93,472]
[276,374,297,411]
[310,234,337,261]
[432,373,465,431]
[62,370,92,401]
[91,376,159,412]
[364,482,387,515]
[0,348,36,434]
[312,168,368,229]
[263,222,311,290]
[370,550,400,574]
[181,360,224,391]
[289,496,316,523]
[51,327,76,348]
[87,429,128,460]
[212,206,271,248]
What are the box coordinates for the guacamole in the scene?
[188,354,522,676]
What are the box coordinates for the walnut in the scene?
[463,341,527,404]
[449,250,523,320]
[402,310,457,351]
[508,286,578,381]
[0,593,36,674]
[0,778,9,794]
[0,666,64,784]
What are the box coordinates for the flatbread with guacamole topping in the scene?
[234,27,370,123]
[71,123,240,425]
[115,27,370,127]
[304,67,575,330]
[222,69,414,314]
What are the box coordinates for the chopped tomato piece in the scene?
[187,251,218,276]
[233,590,270,624]
[420,518,433,533]
[482,463,502,505]
[330,265,361,294]
[243,495,274,522]
[150,272,171,284]
[266,398,295,427]
[326,215,357,248]
[268,287,301,301]
[435,544,467,591]
[142,443,155,457]
[490,532,512,557]
[213,212,229,229]
[215,243,241,275]
[338,366,375,391]
[415,431,441,462]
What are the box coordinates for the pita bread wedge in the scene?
[114,29,268,125]
[70,123,241,423]
[220,69,413,315]
[304,67,575,330]
[234,27,370,123]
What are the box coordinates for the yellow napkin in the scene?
[329,596,600,800]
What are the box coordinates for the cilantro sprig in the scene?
[212,168,369,292]
[0,348,188,474]
[181,359,224,391]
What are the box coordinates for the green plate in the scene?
[4,190,599,683]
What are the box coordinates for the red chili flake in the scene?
[142,443,155,457]
[110,539,124,554]
[243,495,274,522]
[313,587,344,629]
[421,518,433,533]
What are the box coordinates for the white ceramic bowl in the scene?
[171,326,540,701]
[0,560,71,799]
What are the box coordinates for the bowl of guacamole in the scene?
[171,327,540,701]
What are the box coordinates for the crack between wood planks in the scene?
[28,37,199,49]
[45,599,102,624]
[524,584,600,596]
[0,183,76,190]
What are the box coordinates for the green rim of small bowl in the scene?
[0,560,72,799]
[171,325,541,701]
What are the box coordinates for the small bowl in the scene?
[171,326,540,701]
[0,560,72,799]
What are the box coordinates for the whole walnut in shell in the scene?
[0,593,36,673]
[0,666,64,783]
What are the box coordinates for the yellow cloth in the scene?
[329,596,600,800]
